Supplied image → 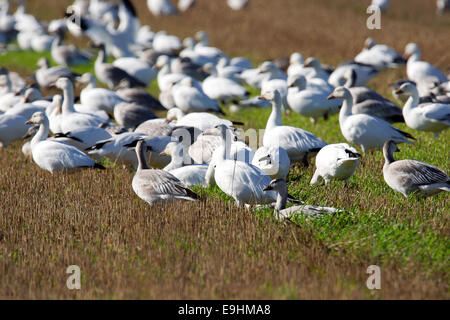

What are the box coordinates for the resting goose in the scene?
[94,44,146,89]
[112,56,157,87]
[263,179,341,220]
[302,57,330,81]
[259,90,327,166]
[310,143,360,185]
[287,74,341,123]
[383,140,449,197]
[116,86,165,111]
[251,145,290,180]
[328,87,414,152]
[51,33,91,66]
[114,101,157,129]
[134,118,174,138]
[328,61,378,88]
[0,113,31,148]
[354,38,405,71]
[166,108,234,132]
[131,140,200,206]
[205,124,277,206]
[77,73,124,116]
[26,112,104,173]
[35,58,78,88]
[395,82,449,137]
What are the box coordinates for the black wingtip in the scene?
[93,163,106,170]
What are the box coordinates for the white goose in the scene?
[287,74,341,123]
[259,90,327,166]
[166,108,235,132]
[227,0,249,10]
[310,143,360,185]
[396,82,449,137]
[302,57,330,81]
[147,0,177,16]
[0,113,31,148]
[35,58,77,88]
[112,56,157,87]
[205,124,278,206]
[383,140,449,197]
[251,145,290,180]
[328,86,415,152]
[328,61,378,88]
[131,140,200,206]
[354,38,405,71]
[25,112,104,173]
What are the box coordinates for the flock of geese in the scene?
[0,0,449,219]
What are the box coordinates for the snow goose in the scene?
[395,82,449,137]
[35,58,78,88]
[202,63,249,104]
[287,52,307,77]
[172,77,225,114]
[354,38,405,71]
[112,56,157,87]
[0,113,31,148]
[134,118,174,138]
[194,31,227,63]
[259,90,327,166]
[383,140,449,197]
[131,140,199,205]
[160,141,208,187]
[227,0,249,10]
[263,179,340,220]
[155,55,189,92]
[302,57,330,81]
[114,101,157,129]
[403,43,447,95]
[252,145,290,180]
[310,143,360,185]
[51,33,91,67]
[287,74,341,123]
[215,57,245,83]
[152,31,182,55]
[166,108,235,131]
[94,44,146,89]
[328,86,415,152]
[116,86,165,111]
[77,73,124,116]
[205,124,277,206]
[147,0,177,16]
[328,61,378,88]
[26,112,104,173]
[55,77,107,133]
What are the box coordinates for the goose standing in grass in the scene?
[287,74,341,123]
[382,140,449,197]
[26,112,104,173]
[77,73,124,116]
[259,90,327,166]
[94,44,146,89]
[130,140,200,206]
[395,82,449,137]
[354,38,405,71]
[328,87,415,153]
[172,77,225,114]
[35,58,78,88]
[251,145,290,180]
[263,179,341,220]
[310,143,360,185]
[205,125,278,206]
[160,141,208,187]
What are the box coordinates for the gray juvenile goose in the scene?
[382,140,449,197]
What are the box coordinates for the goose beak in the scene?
[395,88,404,94]
[303,61,311,68]
[402,53,410,61]
[25,120,33,125]
[327,94,336,100]
[258,95,268,101]
[159,150,169,156]
[263,185,272,191]
[202,128,216,136]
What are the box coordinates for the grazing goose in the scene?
[263,179,341,220]
[172,77,225,114]
[114,101,157,129]
[166,108,235,131]
[205,124,278,206]
[404,43,447,94]
[130,140,200,206]
[35,58,78,88]
[160,141,208,187]
[328,87,415,152]
[202,63,249,104]
[94,44,146,89]
[259,90,327,166]
[77,73,124,116]
[51,33,91,66]
[55,78,107,133]
[383,140,449,197]
[354,38,405,71]
[26,112,104,173]
[287,74,341,123]
[310,143,360,185]
[147,0,177,16]
[251,145,291,180]
[328,61,378,88]
[396,82,449,137]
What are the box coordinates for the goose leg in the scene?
[302,154,309,167]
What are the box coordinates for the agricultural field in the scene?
[0,0,449,299]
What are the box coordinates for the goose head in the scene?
[383,140,400,163]
[154,55,170,70]
[364,37,376,49]
[258,61,278,74]
[76,72,95,84]
[287,74,306,90]
[395,82,418,96]
[195,30,209,45]
[403,43,421,61]
[289,52,304,65]
[23,88,42,103]
[54,77,73,91]
[25,111,46,125]
[36,57,50,69]
[160,141,183,158]
[166,107,186,122]
[263,178,288,193]
[303,57,321,69]
[327,86,350,100]
[183,37,195,49]
[258,89,281,102]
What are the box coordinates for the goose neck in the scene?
[61,85,75,115]
[136,144,149,170]
[339,92,353,125]
[274,185,288,211]
[383,144,396,165]
[265,98,283,132]
[403,93,419,112]
[164,146,184,171]
[31,118,50,149]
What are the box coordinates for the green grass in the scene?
[1,49,449,283]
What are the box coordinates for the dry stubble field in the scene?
[0,0,449,299]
